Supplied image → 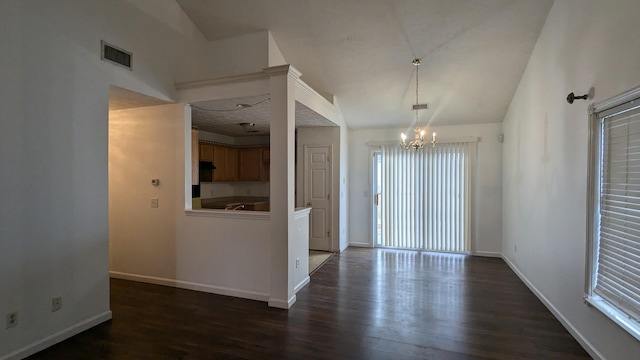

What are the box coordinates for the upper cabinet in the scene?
[238,148,263,181]
[197,142,268,182]
[199,143,214,162]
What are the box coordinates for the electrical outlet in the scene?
[151,198,159,208]
[52,297,62,312]
[6,311,18,329]
[296,258,300,268]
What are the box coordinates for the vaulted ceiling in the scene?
[174,0,553,131]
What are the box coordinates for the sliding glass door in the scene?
[373,143,470,253]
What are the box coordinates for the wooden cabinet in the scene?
[198,142,269,182]
[199,143,213,162]
[212,145,239,181]
[238,148,263,181]
[191,129,199,185]
[226,147,239,181]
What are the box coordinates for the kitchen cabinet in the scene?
[226,147,239,181]
[238,148,263,181]
[191,129,199,185]
[262,147,270,164]
[199,143,213,162]
[212,145,239,181]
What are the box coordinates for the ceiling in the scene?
[174,0,554,130]
[191,95,336,137]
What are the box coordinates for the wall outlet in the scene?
[6,311,18,329]
[151,198,159,208]
[296,258,300,268]
[52,297,62,312]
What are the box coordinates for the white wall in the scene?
[109,104,271,300]
[502,1,640,359]
[296,127,342,252]
[348,123,503,255]
[0,1,215,358]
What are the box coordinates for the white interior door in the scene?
[304,146,331,251]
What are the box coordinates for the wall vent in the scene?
[101,41,132,70]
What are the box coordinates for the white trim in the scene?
[502,255,605,360]
[1,311,112,360]
[585,296,640,342]
[592,85,640,113]
[340,242,349,253]
[294,276,310,294]
[349,241,374,248]
[175,71,268,90]
[268,295,296,309]
[472,251,502,258]
[366,136,479,147]
[185,209,271,220]
[109,271,269,302]
[294,207,311,218]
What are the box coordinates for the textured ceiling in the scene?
[175,0,553,129]
[191,95,336,137]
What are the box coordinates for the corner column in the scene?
[266,65,301,308]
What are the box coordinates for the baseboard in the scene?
[348,242,372,248]
[110,271,269,302]
[268,295,296,309]
[294,276,310,294]
[1,311,112,360]
[340,241,349,253]
[501,255,605,360]
[473,251,502,258]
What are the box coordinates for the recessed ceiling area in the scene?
[191,95,336,137]
[109,86,170,111]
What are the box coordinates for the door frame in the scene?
[303,144,334,252]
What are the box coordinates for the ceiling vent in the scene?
[101,40,132,70]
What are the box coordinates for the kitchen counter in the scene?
[200,196,269,211]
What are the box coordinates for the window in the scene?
[587,85,640,341]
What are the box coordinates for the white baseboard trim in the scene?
[110,271,269,303]
[1,311,112,360]
[501,255,605,360]
[268,295,296,309]
[473,251,502,258]
[340,241,349,253]
[294,276,310,294]
[348,242,372,248]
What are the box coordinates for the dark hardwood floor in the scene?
[28,248,591,359]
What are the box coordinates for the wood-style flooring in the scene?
[28,248,591,359]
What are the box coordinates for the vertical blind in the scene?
[596,103,640,322]
[379,142,470,252]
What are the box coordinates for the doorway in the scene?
[373,143,471,253]
[304,145,332,251]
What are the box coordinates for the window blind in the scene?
[596,103,640,322]
[379,142,470,252]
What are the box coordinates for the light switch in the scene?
[151,198,159,208]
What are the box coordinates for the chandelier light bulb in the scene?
[401,132,407,141]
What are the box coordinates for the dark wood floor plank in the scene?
[27,248,591,359]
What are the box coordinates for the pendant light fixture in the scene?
[401,58,436,150]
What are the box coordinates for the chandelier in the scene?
[401,58,436,150]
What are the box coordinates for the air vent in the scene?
[101,41,132,70]
[412,103,429,110]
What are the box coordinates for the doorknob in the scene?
[307,201,312,207]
